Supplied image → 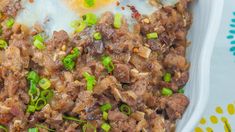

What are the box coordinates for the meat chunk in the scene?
[47,30,69,51]
[160,94,189,120]
[108,111,128,121]
[94,76,119,94]
[164,53,187,70]
[113,64,130,83]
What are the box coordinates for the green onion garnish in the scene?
[27,71,40,83]
[0,39,8,49]
[93,32,102,40]
[83,72,96,91]
[28,87,40,103]
[100,103,112,112]
[76,21,87,33]
[82,123,97,132]
[163,73,171,82]
[28,128,38,132]
[178,88,185,94]
[40,89,54,101]
[119,104,132,116]
[35,98,47,110]
[103,111,108,120]
[39,78,51,90]
[33,34,45,50]
[114,13,122,29]
[83,13,97,27]
[6,18,14,28]
[0,125,7,132]
[84,0,95,7]
[62,48,80,70]
[35,124,56,132]
[146,32,158,39]
[62,115,86,124]
[101,123,111,132]
[161,88,173,96]
[27,105,36,113]
[101,56,114,73]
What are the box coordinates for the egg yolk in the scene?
[64,0,115,15]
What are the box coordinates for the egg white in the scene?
[16,0,157,35]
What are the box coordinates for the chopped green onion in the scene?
[62,115,86,124]
[0,125,7,132]
[0,39,8,49]
[101,56,114,73]
[39,78,51,90]
[101,123,111,132]
[83,72,96,91]
[62,48,80,70]
[82,123,97,132]
[27,105,36,113]
[35,124,56,132]
[83,13,97,27]
[28,87,40,103]
[146,32,158,39]
[93,32,102,40]
[75,21,87,33]
[100,103,112,112]
[6,18,14,28]
[40,89,54,101]
[27,71,40,83]
[114,13,122,29]
[84,0,95,7]
[35,98,47,110]
[178,88,185,94]
[103,111,108,120]
[33,34,45,50]
[119,104,132,116]
[28,128,38,132]
[33,39,45,50]
[163,73,171,82]
[161,88,173,96]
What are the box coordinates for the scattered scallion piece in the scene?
[163,73,171,82]
[101,123,111,132]
[6,18,14,28]
[82,123,97,132]
[83,72,96,91]
[178,88,185,94]
[39,78,51,90]
[35,98,47,110]
[0,125,7,132]
[161,88,173,96]
[84,0,95,7]
[146,32,158,39]
[119,104,132,116]
[76,21,87,33]
[93,32,102,40]
[62,115,87,124]
[62,48,80,70]
[35,124,56,132]
[103,111,108,120]
[0,39,8,49]
[27,71,40,83]
[114,13,122,29]
[100,103,112,112]
[28,128,38,132]
[101,56,114,73]
[28,87,40,103]
[40,89,54,101]
[33,34,45,50]
[27,105,36,113]
[83,13,97,27]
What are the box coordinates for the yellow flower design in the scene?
[195,103,234,132]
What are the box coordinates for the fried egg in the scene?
[16,0,157,35]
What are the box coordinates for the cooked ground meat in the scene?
[0,0,191,131]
